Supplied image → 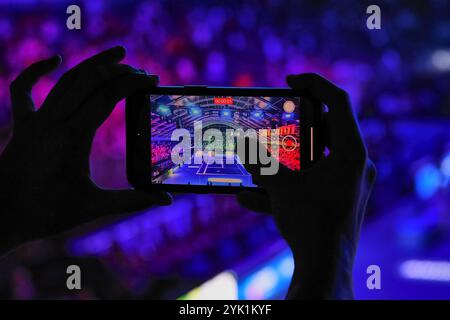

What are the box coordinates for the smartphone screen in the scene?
[149,94,300,188]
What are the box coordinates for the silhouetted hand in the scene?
[237,73,376,299]
[0,46,171,256]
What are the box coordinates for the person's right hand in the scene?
[0,46,171,256]
[237,73,376,299]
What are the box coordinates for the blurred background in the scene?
[0,0,449,299]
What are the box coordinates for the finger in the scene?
[89,190,172,219]
[39,46,126,121]
[10,55,61,125]
[75,73,158,131]
[238,136,292,189]
[39,63,147,124]
[286,73,366,161]
[237,191,272,214]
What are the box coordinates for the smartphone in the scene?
[126,86,323,194]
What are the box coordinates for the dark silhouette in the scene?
[0,48,375,300]
[237,74,376,299]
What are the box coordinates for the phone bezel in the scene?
[126,86,323,194]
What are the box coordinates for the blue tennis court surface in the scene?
[162,154,256,187]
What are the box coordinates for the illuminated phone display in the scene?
[150,95,300,188]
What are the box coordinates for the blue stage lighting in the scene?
[157,104,171,116]
[440,151,450,177]
[252,110,263,119]
[221,109,232,117]
[414,163,442,199]
[399,259,450,282]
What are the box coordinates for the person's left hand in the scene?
[0,46,171,254]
